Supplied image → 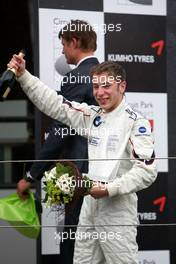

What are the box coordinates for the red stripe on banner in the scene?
[151,40,165,56]
[153,196,166,213]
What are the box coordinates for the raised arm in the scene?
[8,54,92,133]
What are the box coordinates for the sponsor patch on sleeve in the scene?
[135,126,151,136]
[138,126,147,133]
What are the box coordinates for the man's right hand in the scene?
[7,54,26,77]
[17,179,31,200]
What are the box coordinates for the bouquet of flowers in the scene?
[43,161,93,212]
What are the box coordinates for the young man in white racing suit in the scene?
[8,58,157,264]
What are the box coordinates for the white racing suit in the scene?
[18,71,157,264]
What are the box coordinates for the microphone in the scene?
[54,55,73,76]
[0,50,25,101]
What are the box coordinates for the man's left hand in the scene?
[89,183,109,199]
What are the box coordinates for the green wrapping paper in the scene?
[0,192,40,239]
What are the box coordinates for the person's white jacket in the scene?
[18,70,157,263]
[18,70,157,197]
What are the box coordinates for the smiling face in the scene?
[92,72,126,112]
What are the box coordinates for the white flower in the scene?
[59,173,69,181]
[44,167,57,181]
[55,173,75,194]
[56,173,69,188]
[61,185,71,194]
[50,167,57,174]
[68,176,76,189]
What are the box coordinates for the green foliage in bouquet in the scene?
[56,162,73,177]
